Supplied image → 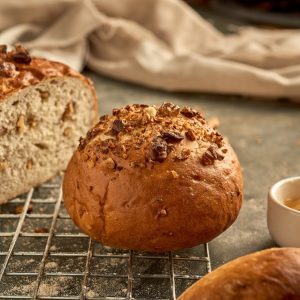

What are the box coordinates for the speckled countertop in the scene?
[85,70,300,270]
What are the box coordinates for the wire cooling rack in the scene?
[0,176,211,300]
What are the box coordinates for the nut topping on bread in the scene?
[12,44,32,64]
[0,62,18,78]
[78,103,226,170]
[201,144,225,166]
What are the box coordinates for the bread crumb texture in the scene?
[0,44,97,204]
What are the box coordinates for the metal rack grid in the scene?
[0,177,211,300]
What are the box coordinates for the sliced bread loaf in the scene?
[0,45,98,204]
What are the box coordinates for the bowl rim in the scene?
[269,176,300,215]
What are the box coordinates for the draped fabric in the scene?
[1,0,300,100]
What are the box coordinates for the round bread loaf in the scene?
[178,247,300,300]
[63,103,243,252]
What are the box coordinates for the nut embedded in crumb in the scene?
[26,159,33,170]
[62,102,75,121]
[0,161,9,171]
[16,115,26,134]
[63,127,72,137]
[170,170,179,179]
[38,90,50,102]
[27,115,38,128]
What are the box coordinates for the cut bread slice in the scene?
[0,45,97,203]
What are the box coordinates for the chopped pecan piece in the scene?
[12,44,31,64]
[112,119,124,134]
[214,131,224,147]
[149,137,168,162]
[157,102,180,117]
[185,129,196,141]
[201,145,225,166]
[112,108,122,116]
[181,107,198,118]
[161,131,184,143]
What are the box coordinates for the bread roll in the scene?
[0,44,97,204]
[63,103,243,252]
[178,247,300,300]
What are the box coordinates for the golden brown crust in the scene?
[178,248,300,300]
[0,44,98,116]
[63,103,243,252]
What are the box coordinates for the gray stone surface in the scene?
[85,71,300,269]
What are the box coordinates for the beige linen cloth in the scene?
[1,0,300,100]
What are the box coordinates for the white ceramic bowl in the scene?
[267,176,300,247]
